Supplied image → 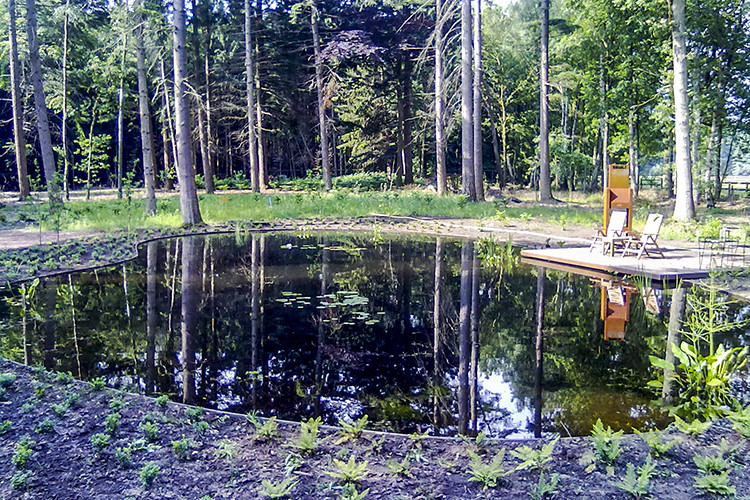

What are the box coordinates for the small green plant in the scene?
[55,371,74,384]
[634,430,680,457]
[459,431,488,450]
[12,436,34,469]
[247,413,279,440]
[155,395,169,407]
[0,419,12,435]
[185,407,204,422]
[284,453,303,476]
[407,430,430,449]
[139,462,160,488]
[193,420,210,435]
[336,415,368,443]
[581,419,623,471]
[693,470,735,496]
[109,397,125,412]
[10,470,32,490]
[467,449,510,490]
[324,456,369,484]
[89,377,106,391]
[34,418,52,434]
[292,417,321,454]
[172,437,194,461]
[510,437,558,471]
[139,421,160,443]
[338,484,369,500]
[611,456,656,498]
[216,439,237,461]
[104,412,121,435]
[90,433,110,451]
[386,457,413,478]
[34,385,46,398]
[115,447,132,469]
[260,477,298,498]
[693,453,731,474]
[0,372,17,388]
[51,401,69,418]
[672,415,711,435]
[529,471,560,500]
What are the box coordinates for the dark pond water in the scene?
[1,232,748,438]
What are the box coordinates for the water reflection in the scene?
[0,232,747,437]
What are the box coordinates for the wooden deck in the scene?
[520,245,745,283]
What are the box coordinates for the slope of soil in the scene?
[0,359,748,499]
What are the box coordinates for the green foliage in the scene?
[467,449,510,490]
[727,407,750,438]
[139,462,160,488]
[247,413,280,440]
[115,447,132,469]
[193,420,210,435]
[155,395,169,407]
[337,484,369,500]
[292,417,321,454]
[611,456,656,498]
[650,283,749,421]
[12,436,34,469]
[172,437,194,461]
[185,407,204,422]
[0,420,13,435]
[109,397,125,412]
[0,372,17,388]
[693,453,731,474]
[55,371,74,384]
[529,471,560,500]
[336,415,368,443]
[10,470,32,490]
[139,421,160,443]
[324,456,369,484]
[634,430,680,457]
[104,413,121,435]
[510,437,558,471]
[260,477,298,498]
[590,419,623,466]
[672,416,711,436]
[333,172,389,191]
[216,439,237,461]
[90,432,110,451]
[386,457,413,478]
[693,471,735,496]
[89,377,106,391]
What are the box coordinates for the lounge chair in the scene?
[589,209,629,255]
[621,213,664,259]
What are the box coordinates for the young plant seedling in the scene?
[291,417,322,454]
[336,415,368,444]
[510,437,558,471]
[324,456,369,484]
[611,456,656,499]
[693,470,735,497]
[260,477,298,498]
[529,471,560,500]
[104,413,121,435]
[90,433,110,451]
[172,437,194,461]
[11,436,34,469]
[139,462,160,488]
[634,430,680,457]
[247,413,280,440]
[467,449,511,490]
[386,457,413,478]
[579,419,623,473]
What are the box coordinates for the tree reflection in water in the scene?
[0,232,746,437]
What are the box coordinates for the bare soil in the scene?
[0,359,748,499]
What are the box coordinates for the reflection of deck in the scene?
[520,246,735,283]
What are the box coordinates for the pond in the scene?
[1,232,748,438]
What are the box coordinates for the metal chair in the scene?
[621,213,665,260]
[590,209,629,255]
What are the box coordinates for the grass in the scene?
[28,192,602,233]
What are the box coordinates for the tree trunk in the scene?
[432,238,444,426]
[205,39,216,193]
[146,241,157,394]
[160,58,178,190]
[402,61,414,185]
[662,286,685,403]
[487,105,503,188]
[312,1,332,190]
[8,0,30,198]
[173,0,203,225]
[628,108,638,197]
[461,0,475,200]
[116,32,127,199]
[457,240,472,434]
[469,247,480,432]
[534,267,545,438]
[26,0,60,203]
[181,236,199,404]
[256,65,267,189]
[245,0,259,192]
[193,0,214,194]
[671,0,695,220]
[711,113,723,202]
[538,0,552,201]
[136,1,157,215]
[61,0,70,200]
[434,0,446,195]
[472,0,483,201]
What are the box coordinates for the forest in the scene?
[1,0,749,220]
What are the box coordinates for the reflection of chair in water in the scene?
[590,209,629,255]
[621,213,665,259]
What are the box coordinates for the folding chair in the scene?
[621,213,665,259]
